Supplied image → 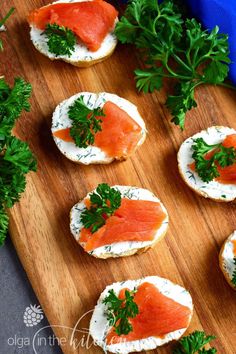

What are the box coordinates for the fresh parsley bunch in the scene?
[192,138,236,183]
[173,331,217,354]
[0,8,14,51]
[81,183,121,233]
[103,288,139,336]
[115,0,233,129]
[0,78,37,245]
[43,23,77,57]
[69,96,105,148]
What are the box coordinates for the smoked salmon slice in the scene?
[94,101,143,158]
[216,134,236,184]
[80,198,167,252]
[106,282,191,344]
[28,1,118,52]
[53,101,143,159]
[190,134,236,184]
[232,239,236,256]
[53,127,73,142]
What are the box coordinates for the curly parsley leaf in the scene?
[80,183,121,233]
[4,137,37,173]
[116,0,234,129]
[173,331,217,354]
[0,77,32,142]
[203,61,229,85]
[69,96,105,148]
[116,0,183,56]
[0,206,9,246]
[0,78,37,245]
[232,257,236,287]
[0,156,27,209]
[192,138,236,183]
[43,23,76,57]
[135,67,164,93]
[0,7,15,51]
[103,289,139,336]
[166,81,197,130]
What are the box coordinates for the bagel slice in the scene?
[219,231,236,290]
[178,126,236,201]
[28,0,118,67]
[89,276,193,353]
[52,92,147,165]
[70,185,168,258]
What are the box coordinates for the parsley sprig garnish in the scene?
[173,331,217,354]
[43,23,76,57]
[68,96,105,148]
[103,289,139,336]
[192,138,236,183]
[80,183,121,233]
[0,78,37,245]
[115,0,234,129]
[232,257,236,287]
[0,8,15,51]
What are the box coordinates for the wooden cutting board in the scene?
[1,0,236,353]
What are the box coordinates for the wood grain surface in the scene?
[1,0,236,353]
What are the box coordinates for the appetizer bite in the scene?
[52,92,146,164]
[70,184,168,258]
[178,126,236,201]
[89,276,193,353]
[219,231,236,290]
[28,0,118,67]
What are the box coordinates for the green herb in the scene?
[115,0,234,129]
[0,78,37,245]
[103,289,139,336]
[232,257,236,287]
[0,206,9,245]
[192,138,236,183]
[80,183,121,233]
[43,23,76,57]
[173,331,217,354]
[0,8,15,51]
[69,96,105,148]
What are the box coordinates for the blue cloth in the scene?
[185,0,236,84]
